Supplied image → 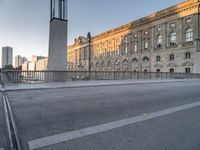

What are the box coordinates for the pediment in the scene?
[74,36,89,46]
[167,63,176,67]
[182,61,193,67]
[154,64,163,68]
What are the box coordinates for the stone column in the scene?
[194,14,200,73]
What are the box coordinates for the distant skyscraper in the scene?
[31,55,44,62]
[15,55,27,68]
[1,46,13,68]
[48,0,68,71]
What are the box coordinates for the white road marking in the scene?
[0,148,4,150]
[28,101,200,150]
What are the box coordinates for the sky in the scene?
[0,0,184,63]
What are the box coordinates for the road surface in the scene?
[3,80,200,150]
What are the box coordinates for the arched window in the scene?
[170,68,174,73]
[101,61,105,66]
[132,58,138,62]
[170,32,176,44]
[122,59,129,65]
[107,61,112,67]
[157,35,162,47]
[115,60,120,65]
[185,28,193,42]
[143,56,149,62]
[157,69,160,73]
[90,63,93,67]
[96,62,100,67]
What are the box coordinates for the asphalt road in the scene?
[0,92,9,150]
[6,80,200,150]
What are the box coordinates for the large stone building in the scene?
[67,0,200,73]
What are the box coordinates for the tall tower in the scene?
[48,0,68,71]
[2,46,13,69]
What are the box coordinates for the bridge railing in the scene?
[1,70,200,83]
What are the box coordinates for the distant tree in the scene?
[15,65,22,70]
[2,64,15,70]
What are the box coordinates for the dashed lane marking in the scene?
[28,101,200,150]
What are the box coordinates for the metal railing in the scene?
[1,70,200,84]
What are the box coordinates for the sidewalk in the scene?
[3,79,199,91]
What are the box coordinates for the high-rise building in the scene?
[48,0,68,71]
[15,55,28,68]
[31,55,44,62]
[1,46,13,68]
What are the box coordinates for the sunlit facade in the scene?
[67,0,200,73]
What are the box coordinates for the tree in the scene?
[2,64,14,70]
[15,65,22,70]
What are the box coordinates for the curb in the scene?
[3,79,199,92]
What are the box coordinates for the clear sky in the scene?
[0,0,184,62]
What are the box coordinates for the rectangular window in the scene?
[185,52,191,59]
[133,34,138,38]
[156,56,161,62]
[186,18,192,23]
[185,68,191,74]
[170,23,176,28]
[144,42,148,49]
[144,31,148,35]
[124,45,128,55]
[134,43,137,52]
[157,27,162,31]
[170,54,174,61]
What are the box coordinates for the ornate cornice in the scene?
[68,0,200,49]
[92,0,200,40]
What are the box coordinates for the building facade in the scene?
[22,55,48,71]
[15,55,27,68]
[36,57,48,71]
[1,46,13,68]
[67,0,200,73]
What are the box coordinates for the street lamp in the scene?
[87,32,92,79]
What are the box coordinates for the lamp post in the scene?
[87,32,92,79]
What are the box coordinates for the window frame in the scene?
[185,52,191,59]
[144,41,149,49]
[170,54,175,61]
[170,32,177,44]
[156,35,162,47]
[156,56,161,62]
[185,28,193,42]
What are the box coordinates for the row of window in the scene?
[156,68,191,74]
[156,52,191,62]
[123,28,193,55]
[69,28,193,61]
[137,18,192,37]
[155,28,193,48]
